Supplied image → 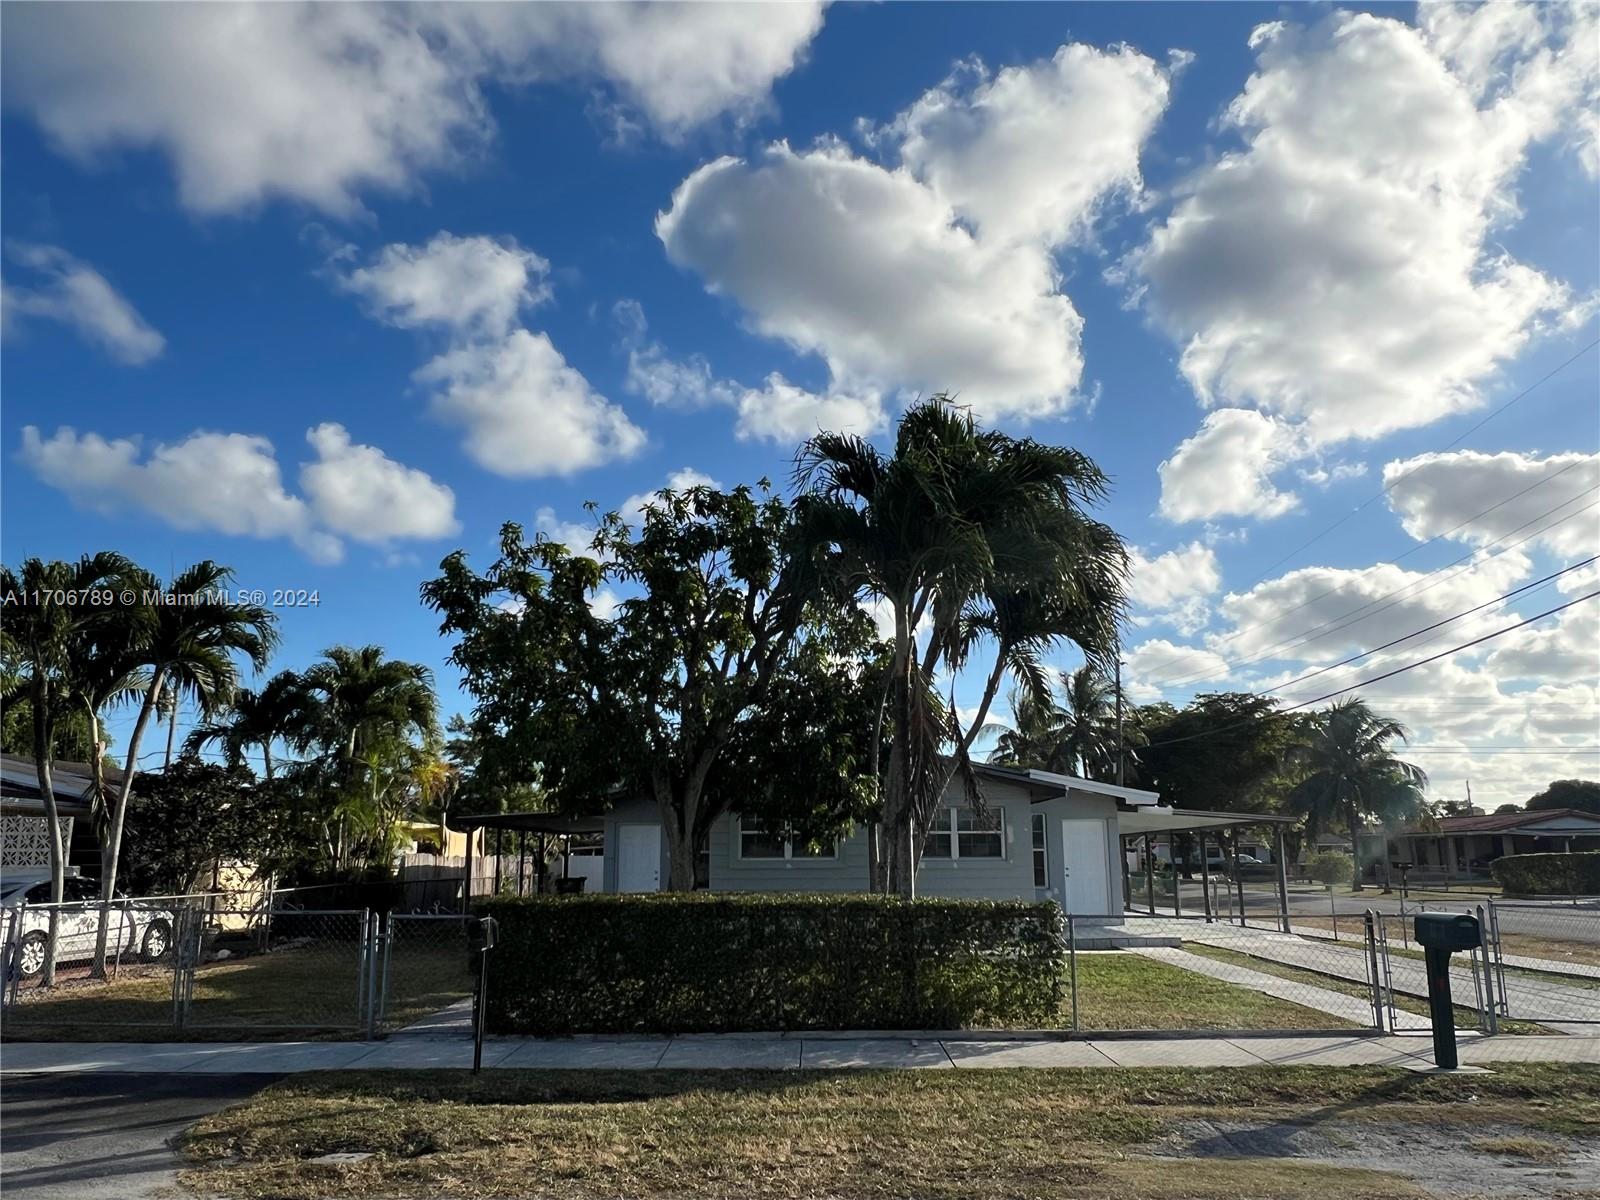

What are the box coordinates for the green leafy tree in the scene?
[1,553,136,985]
[798,398,1126,894]
[1525,780,1600,815]
[1286,698,1428,891]
[183,670,306,781]
[94,561,277,972]
[1493,802,1524,815]
[117,757,274,896]
[425,482,831,891]
[987,666,1127,781]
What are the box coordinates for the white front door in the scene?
[1060,819,1111,914]
[617,824,662,893]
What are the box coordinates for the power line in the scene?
[1144,493,1597,690]
[1261,556,1597,697]
[1139,590,1599,750]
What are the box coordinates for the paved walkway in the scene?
[3,1033,1598,1074]
[1130,946,1432,1030]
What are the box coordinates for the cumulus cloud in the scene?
[1157,409,1301,523]
[615,299,886,444]
[1124,638,1230,701]
[1384,449,1599,559]
[299,423,459,542]
[658,42,1173,423]
[2,2,828,215]
[1126,541,1222,635]
[2,242,164,364]
[1129,4,1597,520]
[335,233,550,338]
[19,422,457,563]
[334,236,644,477]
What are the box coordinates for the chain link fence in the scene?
[1,894,481,1041]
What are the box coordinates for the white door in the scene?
[617,824,662,893]
[1060,819,1111,914]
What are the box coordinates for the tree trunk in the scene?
[87,707,114,980]
[1379,821,1394,893]
[30,675,66,988]
[94,670,163,976]
[262,743,274,782]
[1346,796,1364,892]
[164,687,177,768]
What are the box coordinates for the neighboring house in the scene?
[597,763,1161,917]
[1,753,114,877]
[1389,808,1600,880]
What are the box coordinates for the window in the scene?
[736,817,837,860]
[922,807,1005,860]
[1032,814,1047,887]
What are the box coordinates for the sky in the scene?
[2,1,1597,810]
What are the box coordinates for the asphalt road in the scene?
[0,1072,275,1199]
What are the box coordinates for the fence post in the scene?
[1363,910,1385,1033]
[1199,833,1213,923]
[1275,827,1292,934]
[1476,904,1499,1035]
[1067,913,1079,1033]
[364,913,383,1041]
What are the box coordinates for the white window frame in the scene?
[735,816,839,861]
[922,806,1006,862]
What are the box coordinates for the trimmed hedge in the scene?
[1491,851,1600,897]
[476,893,1065,1034]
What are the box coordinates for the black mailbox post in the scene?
[471,915,498,1074]
[1414,912,1479,1069]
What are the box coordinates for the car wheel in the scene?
[140,920,172,963]
[18,932,47,979]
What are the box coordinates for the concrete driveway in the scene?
[1,1072,274,1199]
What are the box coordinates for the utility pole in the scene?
[1115,651,1125,787]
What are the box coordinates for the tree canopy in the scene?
[1525,779,1600,815]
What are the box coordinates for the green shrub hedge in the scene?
[475,893,1065,1035]
[1491,851,1600,896]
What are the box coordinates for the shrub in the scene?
[1491,851,1600,897]
[1306,851,1354,887]
[476,893,1065,1035]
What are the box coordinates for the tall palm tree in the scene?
[798,398,1126,895]
[1056,665,1120,781]
[987,683,1064,769]
[298,645,438,869]
[94,562,277,972]
[184,670,306,781]
[1287,698,1428,891]
[1,553,136,985]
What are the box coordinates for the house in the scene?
[1,753,114,877]
[593,763,1162,916]
[1389,808,1600,880]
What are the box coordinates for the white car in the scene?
[1,875,177,979]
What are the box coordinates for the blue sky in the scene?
[3,2,1596,807]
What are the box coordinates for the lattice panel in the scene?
[0,815,73,869]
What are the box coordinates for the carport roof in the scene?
[1117,807,1297,837]
[447,810,605,835]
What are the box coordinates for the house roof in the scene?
[1118,806,1297,837]
[1,753,103,816]
[972,761,1162,808]
[1422,807,1600,835]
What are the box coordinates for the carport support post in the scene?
[1275,827,1292,933]
[1143,833,1156,914]
[1120,838,1131,913]
[1171,837,1182,917]
[1230,832,1246,927]
[1199,832,1213,923]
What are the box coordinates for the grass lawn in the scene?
[1182,945,1553,1035]
[181,1064,1600,1200]
[1069,952,1353,1031]
[1,944,470,1042]
[1288,913,1600,970]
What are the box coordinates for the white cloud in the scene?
[1128,5,1597,521]
[1157,409,1301,523]
[1126,541,1221,636]
[2,243,164,364]
[1483,602,1600,684]
[336,233,549,338]
[1125,638,1230,701]
[299,423,459,543]
[1384,450,1599,559]
[2,2,828,215]
[19,422,457,563]
[416,330,645,478]
[615,299,887,444]
[658,42,1172,422]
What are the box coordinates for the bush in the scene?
[1491,851,1600,897]
[1306,851,1354,887]
[476,893,1065,1035]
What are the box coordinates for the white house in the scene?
[595,762,1161,917]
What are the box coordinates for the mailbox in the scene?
[1414,912,1479,952]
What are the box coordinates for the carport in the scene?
[1117,807,1300,931]
[447,811,605,912]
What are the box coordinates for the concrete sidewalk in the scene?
[3,1032,1598,1074]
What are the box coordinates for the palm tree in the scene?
[298,645,439,869]
[1056,666,1120,781]
[1,553,136,985]
[987,684,1065,769]
[94,562,277,972]
[184,670,307,781]
[1287,698,1428,891]
[798,398,1126,895]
